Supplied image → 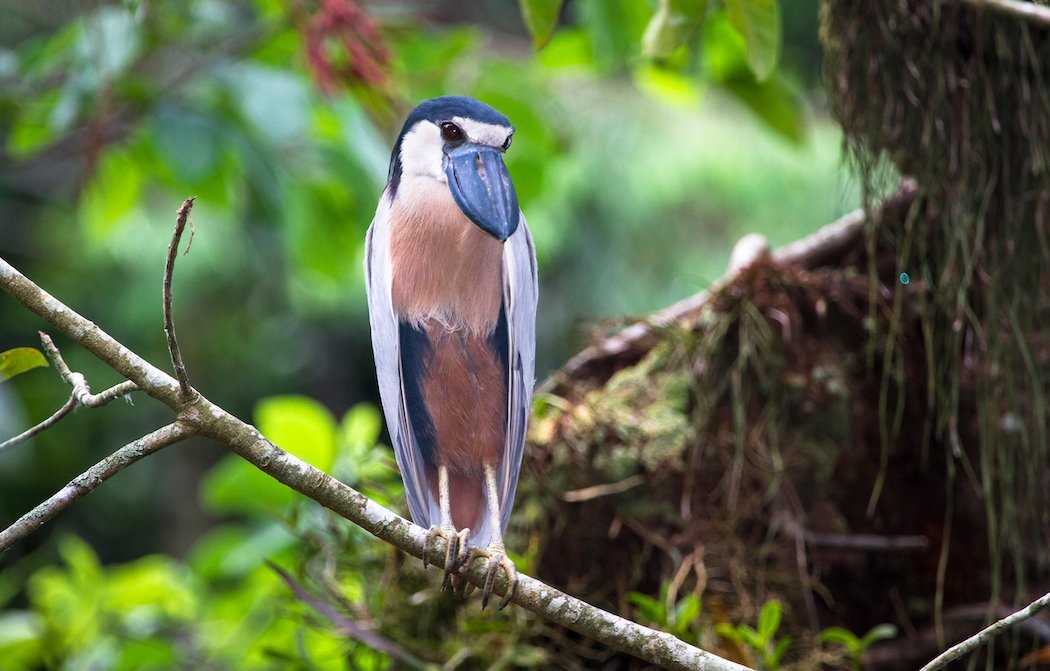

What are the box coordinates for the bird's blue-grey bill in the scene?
[445,143,520,242]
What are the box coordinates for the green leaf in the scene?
[340,403,382,451]
[642,0,707,59]
[627,592,665,623]
[578,0,651,72]
[520,0,563,49]
[758,599,782,640]
[201,396,336,515]
[256,395,337,470]
[738,625,764,651]
[702,13,806,144]
[673,594,701,635]
[724,0,780,80]
[715,622,741,643]
[79,147,143,242]
[6,92,64,158]
[859,623,898,650]
[104,555,195,621]
[0,611,43,668]
[819,626,860,649]
[0,348,48,383]
[719,74,806,145]
[769,635,792,666]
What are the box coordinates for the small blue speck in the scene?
[899,272,911,285]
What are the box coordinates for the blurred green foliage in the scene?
[0,0,856,666]
[715,600,792,671]
[0,399,405,670]
[820,623,898,670]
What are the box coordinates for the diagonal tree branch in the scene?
[0,253,752,671]
[0,422,193,550]
[0,332,138,453]
[920,591,1050,671]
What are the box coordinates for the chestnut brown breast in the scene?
[389,177,504,336]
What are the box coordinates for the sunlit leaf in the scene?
[758,599,781,640]
[719,74,806,144]
[6,92,63,158]
[672,594,701,636]
[201,396,336,515]
[724,0,780,80]
[702,13,806,144]
[257,396,337,470]
[340,403,382,450]
[79,147,143,241]
[770,635,792,665]
[627,592,665,623]
[634,65,701,107]
[520,0,563,49]
[739,625,764,650]
[819,626,860,649]
[104,555,196,621]
[0,611,43,668]
[715,622,740,642]
[0,348,48,383]
[642,0,707,59]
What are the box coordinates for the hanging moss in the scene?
[822,0,1050,613]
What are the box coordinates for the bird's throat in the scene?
[389,177,504,336]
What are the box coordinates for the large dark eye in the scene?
[501,133,513,152]
[439,122,464,143]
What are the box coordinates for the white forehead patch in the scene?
[452,116,513,147]
[399,120,445,182]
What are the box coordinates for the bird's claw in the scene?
[466,546,518,610]
[422,525,469,591]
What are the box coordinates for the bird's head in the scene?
[388,96,519,242]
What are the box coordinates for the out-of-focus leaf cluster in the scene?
[0,398,405,670]
[523,0,804,144]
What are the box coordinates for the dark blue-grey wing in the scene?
[496,214,538,532]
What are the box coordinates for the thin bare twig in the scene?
[164,197,195,400]
[0,333,138,452]
[921,591,1050,670]
[562,474,646,502]
[0,422,193,551]
[38,333,139,407]
[0,395,77,453]
[0,254,752,671]
[959,0,1050,28]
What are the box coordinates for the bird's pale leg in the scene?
[466,463,518,610]
[423,464,469,590]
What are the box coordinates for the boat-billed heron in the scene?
[365,96,537,608]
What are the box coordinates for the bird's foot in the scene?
[464,545,518,610]
[422,525,470,591]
